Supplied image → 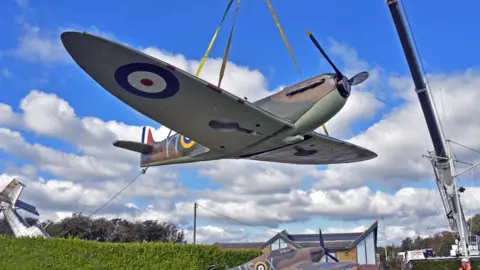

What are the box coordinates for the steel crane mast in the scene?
[385,0,471,256]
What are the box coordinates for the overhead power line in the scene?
[196,203,281,235]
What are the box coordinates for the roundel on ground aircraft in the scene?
[254,262,268,270]
[114,63,180,99]
[180,135,195,148]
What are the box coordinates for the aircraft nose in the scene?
[336,76,351,99]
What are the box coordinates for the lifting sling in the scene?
[265,0,329,136]
[197,0,329,135]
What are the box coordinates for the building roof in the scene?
[259,220,378,251]
[214,242,264,249]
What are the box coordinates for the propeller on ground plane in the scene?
[306,30,369,98]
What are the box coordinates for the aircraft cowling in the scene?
[292,82,348,135]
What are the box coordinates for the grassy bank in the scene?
[0,235,261,269]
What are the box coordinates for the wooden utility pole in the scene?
[193,202,197,244]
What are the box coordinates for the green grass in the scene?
[0,235,261,270]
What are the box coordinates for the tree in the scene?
[401,237,414,251]
[0,212,187,244]
[467,214,480,236]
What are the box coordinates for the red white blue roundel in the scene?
[114,63,180,99]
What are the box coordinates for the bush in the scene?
[0,235,261,269]
[412,259,480,270]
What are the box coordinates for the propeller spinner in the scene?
[306,30,369,98]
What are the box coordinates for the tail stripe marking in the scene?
[147,129,154,145]
[141,126,146,144]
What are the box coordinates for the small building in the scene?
[215,221,378,270]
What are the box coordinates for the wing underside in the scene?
[61,31,293,155]
[246,132,377,164]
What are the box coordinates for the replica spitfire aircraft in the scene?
[224,246,358,270]
[0,179,50,238]
[61,31,377,168]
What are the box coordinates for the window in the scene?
[365,232,376,264]
[271,238,288,250]
[355,231,377,265]
[319,252,336,262]
[356,239,367,264]
[271,239,280,250]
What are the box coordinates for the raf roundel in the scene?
[180,135,195,149]
[254,262,268,270]
[114,63,180,99]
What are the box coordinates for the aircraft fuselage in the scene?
[139,72,349,167]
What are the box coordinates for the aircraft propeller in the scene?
[306,30,369,98]
[319,229,339,262]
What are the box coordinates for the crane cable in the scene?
[265,0,329,136]
[60,168,148,237]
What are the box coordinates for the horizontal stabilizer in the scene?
[15,199,40,216]
[113,140,154,154]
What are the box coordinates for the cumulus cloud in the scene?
[3,20,480,245]
[314,69,480,190]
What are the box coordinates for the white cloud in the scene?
[12,22,116,64]
[314,69,480,190]
[13,23,70,64]
[4,22,480,246]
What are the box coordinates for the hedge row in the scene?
[0,235,262,269]
[412,259,480,270]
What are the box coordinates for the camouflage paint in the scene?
[140,133,210,166]
[253,73,338,124]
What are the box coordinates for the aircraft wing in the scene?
[288,261,359,270]
[61,31,294,155]
[246,132,377,164]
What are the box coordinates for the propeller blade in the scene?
[327,253,339,262]
[306,30,344,78]
[349,71,369,86]
[319,229,325,248]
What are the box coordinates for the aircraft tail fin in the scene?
[0,178,25,206]
[140,126,158,165]
[141,126,157,146]
[112,126,158,166]
[0,178,40,216]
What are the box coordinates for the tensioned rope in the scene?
[61,168,148,237]
[265,0,329,136]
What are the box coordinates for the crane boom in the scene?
[385,0,471,256]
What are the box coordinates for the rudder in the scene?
[140,126,157,165]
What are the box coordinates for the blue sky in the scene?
[1,0,480,243]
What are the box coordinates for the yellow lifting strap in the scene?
[265,0,329,136]
[195,0,235,77]
[218,0,240,87]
